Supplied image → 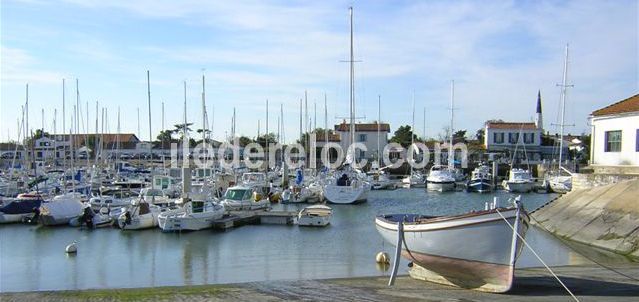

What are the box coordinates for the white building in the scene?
[589,94,639,167]
[334,121,390,160]
[484,121,543,161]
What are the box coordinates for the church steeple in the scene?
[535,90,543,130]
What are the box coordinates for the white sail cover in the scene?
[41,197,83,218]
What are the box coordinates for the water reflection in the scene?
[0,189,633,292]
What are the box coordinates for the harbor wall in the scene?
[531,179,639,259]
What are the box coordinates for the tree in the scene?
[390,125,416,147]
[256,133,277,147]
[475,129,485,142]
[453,130,467,143]
[238,136,253,147]
[155,130,177,148]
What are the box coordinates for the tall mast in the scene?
[280,103,284,144]
[557,44,571,168]
[448,80,455,170]
[411,90,415,175]
[147,70,152,143]
[202,74,206,146]
[349,6,355,150]
[324,93,328,147]
[423,107,426,142]
[266,99,269,170]
[377,95,381,163]
[299,98,303,144]
[62,79,66,168]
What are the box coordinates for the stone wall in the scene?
[532,179,639,259]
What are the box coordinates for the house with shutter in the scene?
[334,121,391,160]
[589,94,639,168]
[483,92,546,163]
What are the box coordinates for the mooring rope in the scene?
[495,208,580,302]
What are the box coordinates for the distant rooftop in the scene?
[485,122,538,130]
[334,121,391,132]
[591,94,639,117]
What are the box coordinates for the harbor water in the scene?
[0,189,629,292]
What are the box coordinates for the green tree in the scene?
[475,129,485,142]
[155,130,177,148]
[256,133,277,147]
[453,130,467,143]
[390,125,416,147]
[238,136,253,147]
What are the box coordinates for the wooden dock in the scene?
[211,210,297,230]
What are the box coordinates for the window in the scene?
[493,132,504,144]
[605,130,622,152]
[508,133,519,144]
[359,150,366,158]
[636,129,638,152]
[358,134,367,142]
[523,133,535,144]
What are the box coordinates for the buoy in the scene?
[375,251,390,264]
[65,241,77,253]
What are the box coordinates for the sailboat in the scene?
[427,81,457,192]
[402,92,426,188]
[546,44,573,194]
[322,7,371,204]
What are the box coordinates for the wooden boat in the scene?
[375,198,529,293]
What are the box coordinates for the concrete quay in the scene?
[2,264,638,301]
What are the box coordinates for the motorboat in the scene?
[547,174,572,193]
[139,188,174,206]
[503,168,534,193]
[69,205,114,229]
[375,197,529,293]
[39,193,84,226]
[466,165,494,193]
[220,185,271,211]
[368,169,396,190]
[0,198,41,224]
[89,194,134,212]
[402,171,425,188]
[117,199,162,230]
[158,197,225,232]
[297,205,332,227]
[426,165,456,192]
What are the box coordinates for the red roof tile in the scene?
[591,94,639,117]
[485,122,538,130]
[334,122,390,132]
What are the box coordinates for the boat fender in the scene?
[375,252,390,264]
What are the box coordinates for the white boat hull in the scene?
[0,213,32,224]
[298,215,330,227]
[504,181,534,193]
[158,205,224,232]
[118,212,158,230]
[426,181,455,192]
[323,184,368,204]
[375,207,528,293]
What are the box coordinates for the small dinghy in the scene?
[375,197,529,293]
[297,205,332,227]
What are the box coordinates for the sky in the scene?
[1,0,637,144]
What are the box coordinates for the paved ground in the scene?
[2,264,638,301]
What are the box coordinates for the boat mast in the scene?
[266,98,269,171]
[62,79,66,169]
[448,80,455,170]
[324,93,328,148]
[349,6,355,152]
[410,90,415,175]
[557,44,570,169]
[377,95,381,165]
[147,70,152,144]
